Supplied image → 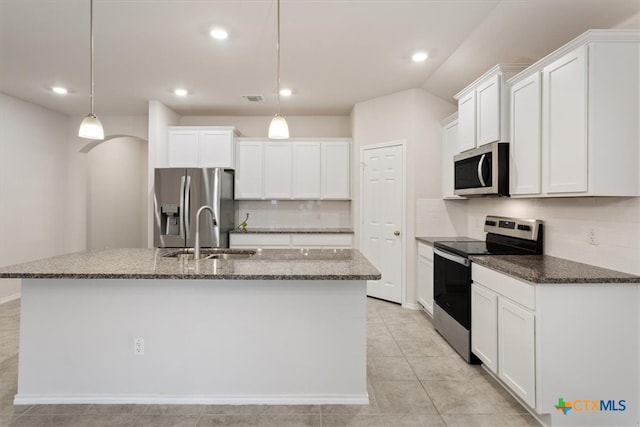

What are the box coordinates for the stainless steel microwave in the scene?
[454,142,509,197]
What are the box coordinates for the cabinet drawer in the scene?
[229,233,290,248]
[417,242,434,260]
[472,264,535,310]
[290,234,353,248]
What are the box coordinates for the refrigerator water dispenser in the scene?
[160,204,180,235]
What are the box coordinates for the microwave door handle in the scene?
[434,248,470,267]
[184,175,192,240]
[179,176,186,239]
[477,154,487,187]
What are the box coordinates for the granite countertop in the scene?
[471,255,640,284]
[229,228,354,234]
[0,248,380,281]
[416,236,479,246]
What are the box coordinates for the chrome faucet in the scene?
[194,205,217,260]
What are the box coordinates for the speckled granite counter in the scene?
[229,228,354,234]
[471,254,640,284]
[0,248,380,280]
[416,236,479,246]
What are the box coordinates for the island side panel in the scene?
[16,278,367,404]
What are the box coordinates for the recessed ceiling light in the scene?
[174,88,189,97]
[210,28,229,40]
[411,52,428,62]
[279,88,292,97]
[51,86,68,95]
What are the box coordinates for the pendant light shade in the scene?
[268,0,289,139]
[268,114,289,139]
[79,0,104,140]
[79,113,105,139]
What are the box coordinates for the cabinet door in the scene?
[498,298,535,408]
[264,141,292,199]
[542,46,588,194]
[510,73,542,195]
[471,283,498,374]
[168,130,199,167]
[476,74,501,146]
[235,140,264,199]
[322,141,350,199]
[199,130,233,168]
[442,120,460,199]
[457,91,477,152]
[417,252,434,316]
[292,141,321,199]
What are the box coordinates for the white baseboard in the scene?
[0,293,20,305]
[402,302,421,310]
[14,394,370,406]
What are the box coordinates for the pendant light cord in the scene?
[276,0,281,114]
[90,0,95,115]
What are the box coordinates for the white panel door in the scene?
[510,73,542,195]
[199,130,233,168]
[235,140,264,199]
[498,297,536,408]
[471,283,499,374]
[292,141,321,199]
[457,91,477,152]
[322,141,350,199]
[168,130,199,167]
[362,145,403,304]
[264,141,292,199]
[542,46,588,194]
[476,74,501,146]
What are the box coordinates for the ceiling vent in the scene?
[242,95,264,102]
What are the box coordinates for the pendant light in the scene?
[268,0,289,139]
[78,0,104,140]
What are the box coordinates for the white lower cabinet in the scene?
[230,233,353,249]
[416,243,434,316]
[472,266,536,409]
[497,297,535,408]
[470,283,498,374]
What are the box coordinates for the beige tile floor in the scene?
[0,297,540,427]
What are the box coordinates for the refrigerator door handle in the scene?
[184,175,192,240]
[179,176,186,239]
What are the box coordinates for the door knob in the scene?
[394,230,400,236]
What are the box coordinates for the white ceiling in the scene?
[1,0,638,117]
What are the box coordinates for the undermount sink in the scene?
[163,248,256,260]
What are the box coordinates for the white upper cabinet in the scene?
[440,113,463,199]
[167,126,238,168]
[454,64,529,153]
[322,140,350,199]
[292,142,322,199]
[264,141,292,199]
[235,139,264,199]
[508,30,640,197]
[234,138,351,200]
[510,72,542,196]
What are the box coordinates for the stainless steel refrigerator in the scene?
[154,168,236,248]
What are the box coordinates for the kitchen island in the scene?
[0,248,380,405]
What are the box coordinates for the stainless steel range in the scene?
[433,216,543,363]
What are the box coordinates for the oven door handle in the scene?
[434,248,470,267]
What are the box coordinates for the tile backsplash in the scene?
[417,197,640,275]
[236,200,351,229]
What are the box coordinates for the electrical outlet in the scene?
[134,338,144,355]
[587,228,599,246]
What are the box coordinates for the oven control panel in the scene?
[484,216,542,241]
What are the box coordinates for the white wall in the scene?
[351,88,456,307]
[464,197,640,276]
[180,115,351,138]
[0,94,72,302]
[236,201,351,229]
[87,136,148,249]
